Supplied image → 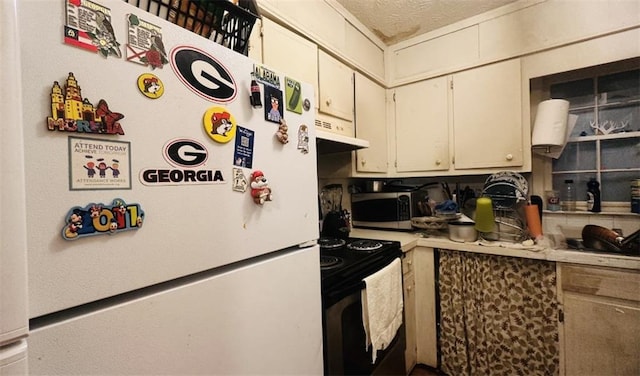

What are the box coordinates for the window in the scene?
[544,59,640,210]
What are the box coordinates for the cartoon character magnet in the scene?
[62,198,144,240]
[264,86,283,124]
[232,168,248,193]
[298,125,309,153]
[203,107,236,143]
[250,170,273,205]
[137,73,164,99]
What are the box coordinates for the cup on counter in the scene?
[474,197,495,234]
[545,190,561,211]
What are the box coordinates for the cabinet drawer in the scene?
[560,264,640,302]
[402,252,414,276]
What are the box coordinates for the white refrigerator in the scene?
[0,0,323,374]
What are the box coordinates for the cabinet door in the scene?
[318,50,354,121]
[395,76,449,172]
[414,247,437,367]
[452,59,523,169]
[563,293,640,375]
[354,72,387,173]
[403,272,417,373]
[262,18,318,108]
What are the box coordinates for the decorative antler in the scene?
[589,120,629,135]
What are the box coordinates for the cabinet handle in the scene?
[326,98,332,106]
[435,159,441,166]
[361,159,366,166]
[506,153,513,161]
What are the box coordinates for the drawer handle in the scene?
[506,153,513,161]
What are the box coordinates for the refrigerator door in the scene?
[0,340,28,375]
[0,0,28,346]
[15,0,318,317]
[28,246,323,375]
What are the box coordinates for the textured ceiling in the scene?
[335,0,519,45]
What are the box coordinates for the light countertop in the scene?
[350,228,640,271]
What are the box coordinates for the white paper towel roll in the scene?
[532,99,570,147]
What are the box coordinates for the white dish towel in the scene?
[361,257,403,364]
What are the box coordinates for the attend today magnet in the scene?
[68,136,131,190]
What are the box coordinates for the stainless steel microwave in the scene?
[351,191,425,230]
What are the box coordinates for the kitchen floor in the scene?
[410,364,442,375]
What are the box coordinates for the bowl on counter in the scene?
[448,221,478,243]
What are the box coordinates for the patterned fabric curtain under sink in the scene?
[438,250,559,376]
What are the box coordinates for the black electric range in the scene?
[319,237,402,308]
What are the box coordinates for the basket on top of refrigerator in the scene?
[127,0,259,55]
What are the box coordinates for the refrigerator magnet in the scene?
[68,136,131,190]
[139,138,225,186]
[126,15,168,69]
[285,77,302,114]
[64,1,122,58]
[275,119,289,144]
[249,74,263,108]
[264,86,283,124]
[233,126,254,168]
[137,73,164,99]
[203,107,236,143]
[232,168,248,193]
[297,125,309,154]
[250,170,273,205]
[47,73,125,135]
[61,199,144,240]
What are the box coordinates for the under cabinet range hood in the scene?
[315,113,370,154]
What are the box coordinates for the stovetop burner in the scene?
[320,255,343,270]
[318,237,346,249]
[346,239,383,252]
[319,237,402,307]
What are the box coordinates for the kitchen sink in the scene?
[565,238,640,257]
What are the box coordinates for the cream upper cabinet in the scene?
[452,59,523,169]
[262,17,319,108]
[318,50,354,122]
[354,72,387,173]
[394,76,450,172]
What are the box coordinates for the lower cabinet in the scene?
[559,264,640,376]
[413,247,438,368]
[402,250,417,373]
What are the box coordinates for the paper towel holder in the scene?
[531,99,572,156]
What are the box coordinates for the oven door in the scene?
[323,287,406,375]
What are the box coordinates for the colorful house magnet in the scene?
[61,198,144,240]
[203,107,236,143]
[46,72,125,135]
